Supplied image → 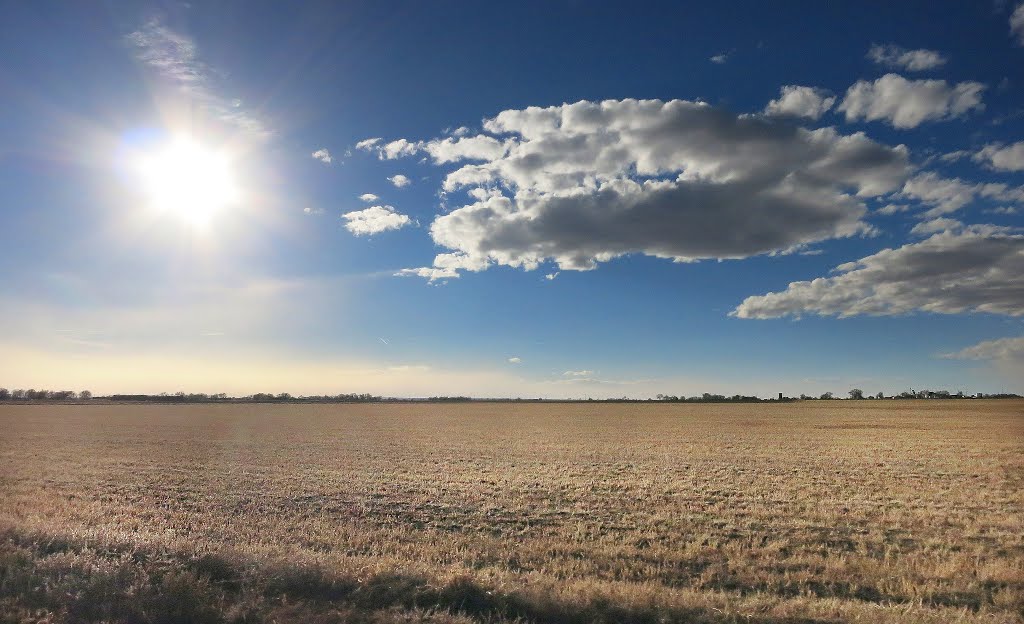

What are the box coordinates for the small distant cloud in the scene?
[311,148,332,164]
[909,217,963,236]
[710,52,730,64]
[764,85,836,120]
[303,207,324,216]
[563,370,593,376]
[380,140,421,160]
[341,205,412,236]
[507,357,521,364]
[359,193,379,202]
[867,44,947,71]
[544,272,559,281]
[356,138,381,150]
[838,74,986,129]
[876,204,910,215]
[396,252,489,282]
[985,206,1019,215]
[388,174,411,188]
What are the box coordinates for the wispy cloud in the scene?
[508,357,521,364]
[126,18,268,138]
[867,44,947,71]
[311,148,332,164]
[942,336,1024,361]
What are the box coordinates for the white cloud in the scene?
[423,135,510,163]
[876,203,910,215]
[388,174,411,188]
[974,141,1024,172]
[867,44,947,71]
[359,193,379,202]
[563,370,593,376]
[544,272,559,281]
[341,205,412,236]
[1012,3,1024,45]
[909,217,963,236]
[356,138,381,150]
[733,226,1024,319]
[899,172,1024,218]
[394,267,457,281]
[302,207,324,216]
[764,86,836,120]
[508,357,521,364]
[381,139,421,160]
[395,252,489,281]
[361,135,510,164]
[943,336,1024,360]
[394,98,909,279]
[126,19,268,138]
[938,150,972,163]
[710,52,730,64]
[986,206,1019,215]
[311,148,332,164]
[838,74,985,129]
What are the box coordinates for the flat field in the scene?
[1,400,1023,623]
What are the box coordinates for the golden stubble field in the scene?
[1,400,1022,623]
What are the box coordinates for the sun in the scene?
[136,137,239,226]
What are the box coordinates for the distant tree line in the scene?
[0,387,1019,403]
[0,389,380,403]
[0,389,90,400]
[796,389,1020,401]
[654,393,789,403]
[654,389,1020,402]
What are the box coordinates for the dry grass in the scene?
[1,400,1022,623]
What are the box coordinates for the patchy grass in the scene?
[1,400,1022,622]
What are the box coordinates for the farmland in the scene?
[1,400,1023,623]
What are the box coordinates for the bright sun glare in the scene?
[136,137,238,225]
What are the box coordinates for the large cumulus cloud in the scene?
[378,98,910,279]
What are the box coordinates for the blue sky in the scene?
[2,0,1023,397]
